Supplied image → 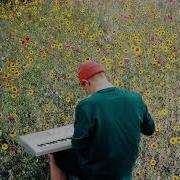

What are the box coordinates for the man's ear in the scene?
[84,80,89,86]
[85,80,91,85]
[83,80,90,87]
[81,79,86,86]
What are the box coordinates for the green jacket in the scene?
[71,87,155,180]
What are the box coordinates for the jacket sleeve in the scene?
[71,103,92,154]
[140,95,156,136]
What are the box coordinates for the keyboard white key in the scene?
[18,124,74,156]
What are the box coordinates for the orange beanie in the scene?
[78,60,105,86]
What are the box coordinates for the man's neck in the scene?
[93,83,114,94]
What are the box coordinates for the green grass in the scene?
[0,0,180,179]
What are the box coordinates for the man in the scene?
[48,60,155,180]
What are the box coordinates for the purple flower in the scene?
[7,115,15,122]
[149,36,156,43]
[125,58,130,65]
[173,47,178,55]
[73,47,81,53]
[9,144,16,152]
[65,42,73,48]
[103,49,110,56]
[164,0,177,5]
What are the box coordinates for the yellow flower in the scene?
[29,50,33,55]
[96,48,101,53]
[11,86,18,93]
[161,45,168,53]
[65,96,71,103]
[10,62,15,68]
[169,137,177,145]
[150,159,157,166]
[105,64,112,70]
[9,131,17,138]
[157,29,165,36]
[10,67,16,73]
[135,171,141,176]
[32,6,38,12]
[44,107,50,113]
[123,49,128,53]
[146,48,152,55]
[173,126,180,132]
[28,58,33,64]
[114,79,121,87]
[133,46,142,55]
[147,74,152,80]
[66,12,72,18]
[175,137,180,144]
[172,176,179,180]
[56,43,63,49]
[118,58,125,67]
[106,58,113,64]
[66,74,71,79]
[97,31,103,37]
[28,89,34,95]
[23,127,29,133]
[16,11,21,17]
[135,61,140,67]
[166,40,173,47]
[43,104,51,113]
[22,64,29,68]
[144,90,150,96]
[85,57,90,62]
[15,0,19,4]
[150,143,158,149]
[89,35,95,41]
[66,51,71,57]
[20,22,24,26]
[11,94,17,98]
[159,81,164,87]
[80,8,85,13]
[49,72,55,79]
[51,44,56,48]
[43,122,50,129]
[158,108,168,118]
[168,56,176,63]
[165,63,171,69]
[67,26,73,32]
[106,44,112,49]
[155,126,162,133]
[139,69,144,74]
[15,70,20,76]
[2,143,8,151]
[100,57,106,64]
[5,83,11,90]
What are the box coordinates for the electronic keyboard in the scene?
[18,124,74,156]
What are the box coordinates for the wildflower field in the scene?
[0,0,179,179]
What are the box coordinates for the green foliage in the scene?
[0,0,179,179]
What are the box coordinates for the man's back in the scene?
[71,87,155,180]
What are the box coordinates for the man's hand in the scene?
[47,154,67,180]
[48,154,56,164]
